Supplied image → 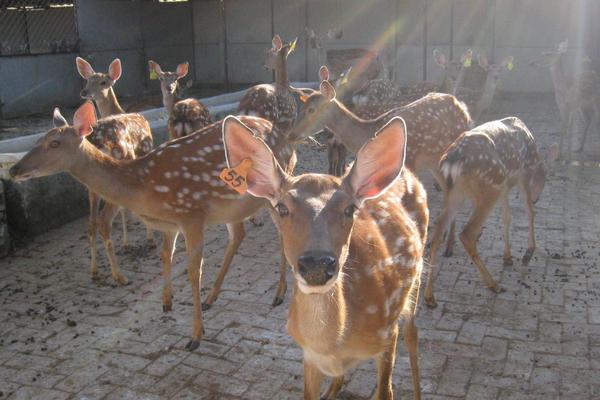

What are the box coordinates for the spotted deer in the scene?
[148,60,213,140]
[76,57,154,283]
[291,66,473,189]
[424,117,559,307]
[223,115,428,400]
[531,41,600,157]
[9,102,293,350]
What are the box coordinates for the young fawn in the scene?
[76,57,154,283]
[424,117,559,307]
[10,102,292,350]
[148,60,213,140]
[223,115,428,400]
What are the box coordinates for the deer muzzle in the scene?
[297,251,338,286]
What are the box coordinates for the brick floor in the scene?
[1,93,599,399]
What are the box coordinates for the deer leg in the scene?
[403,316,421,400]
[373,326,399,400]
[88,190,100,280]
[202,222,245,311]
[304,359,325,400]
[431,170,455,257]
[182,226,206,351]
[520,184,536,266]
[119,209,129,249]
[97,201,128,285]
[459,195,503,293]
[160,231,178,312]
[321,376,344,399]
[272,236,288,307]
[425,189,464,308]
[500,192,513,266]
[146,226,154,245]
[575,111,592,153]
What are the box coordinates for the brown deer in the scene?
[148,60,213,140]
[9,102,292,350]
[424,117,559,307]
[75,57,154,283]
[223,115,428,400]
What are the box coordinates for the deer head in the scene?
[222,115,407,293]
[264,35,297,70]
[433,48,473,89]
[76,57,122,100]
[148,60,189,95]
[10,102,97,181]
[530,40,568,69]
[478,54,514,83]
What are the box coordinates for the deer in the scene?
[433,48,474,94]
[531,40,600,157]
[9,102,294,351]
[75,57,154,284]
[223,115,428,400]
[148,60,213,140]
[424,117,559,307]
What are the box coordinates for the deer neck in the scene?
[274,52,289,88]
[475,72,498,116]
[288,281,347,350]
[95,87,125,117]
[326,100,383,153]
[69,140,141,209]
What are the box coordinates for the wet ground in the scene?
[0,93,599,399]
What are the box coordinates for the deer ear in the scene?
[478,54,489,70]
[76,57,95,79]
[319,65,330,82]
[222,116,285,201]
[546,143,559,164]
[73,102,97,137]
[462,49,473,67]
[53,107,68,128]
[345,117,407,205]
[108,58,122,82]
[502,56,514,71]
[433,49,446,67]
[272,34,283,51]
[148,60,163,75]
[320,80,336,101]
[176,62,189,79]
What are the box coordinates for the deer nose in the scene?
[297,251,338,286]
[80,89,90,99]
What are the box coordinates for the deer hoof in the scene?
[522,250,534,266]
[490,284,505,294]
[503,256,513,266]
[185,340,200,351]
[272,295,284,307]
[162,304,172,313]
[113,274,129,286]
[201,302,212,311]
[424,296,438,308]
[443,248,453,258]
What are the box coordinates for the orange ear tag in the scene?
[220,158,253,194]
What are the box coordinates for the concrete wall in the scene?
[0,0,598,119]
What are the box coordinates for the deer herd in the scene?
[8,33,596,398]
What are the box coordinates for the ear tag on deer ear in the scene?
[288,38,297,54]
[506,61,514,71]
[463,58,472,68]
[149,70,158,80]
[220,158,253,194]
[299,94,309,103]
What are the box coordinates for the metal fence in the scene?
[0,0,77,56]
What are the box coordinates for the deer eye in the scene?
[49,140,60,148]
[275,203,289,217]
[100,80,108,86]
[344,204,357,218]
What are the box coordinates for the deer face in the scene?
[288,80,338,143]
[76,57,122,100]
[10,104,97,181]
[149,60,189,96]
[434,49,472,88]
[479,55,514,83]
[223,116,407,294]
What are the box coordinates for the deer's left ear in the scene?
[108,58,122,82]
[272,34,283,51]
[345,117,407,205]
[176,62,189,78]
[73,101,97,137]
[222,116,286,202]
[319,65,330,82]
[53,107,68,128]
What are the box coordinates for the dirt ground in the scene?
[0,93,599,399]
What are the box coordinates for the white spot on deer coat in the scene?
[154,185,170,193]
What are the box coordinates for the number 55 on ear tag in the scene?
[220,158,253,194]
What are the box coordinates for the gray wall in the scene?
[0,0,598,119]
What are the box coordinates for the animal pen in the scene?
[0,0,599,399]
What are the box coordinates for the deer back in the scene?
[89,113,153,160]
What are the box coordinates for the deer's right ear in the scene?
[73,102,97,137]
[222,116,285,201]
[76,57,95,79]
[148,60,162,74]
[319,65,330,82]
[433,49,446,67]
[345,117,407,205]
[108,58,122,82]
[53,107,68,128]
[176,62,189,79]
[272,34,283,51]
[320,81,336,101]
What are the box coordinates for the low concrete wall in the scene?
[0,181,10,257]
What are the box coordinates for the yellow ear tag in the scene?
[220,158,253,194]
[149,70,158,80]
[463,58,472,68]
[288,38,297,54]
[506,61,514,71]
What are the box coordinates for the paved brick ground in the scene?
[1,93,599,399]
